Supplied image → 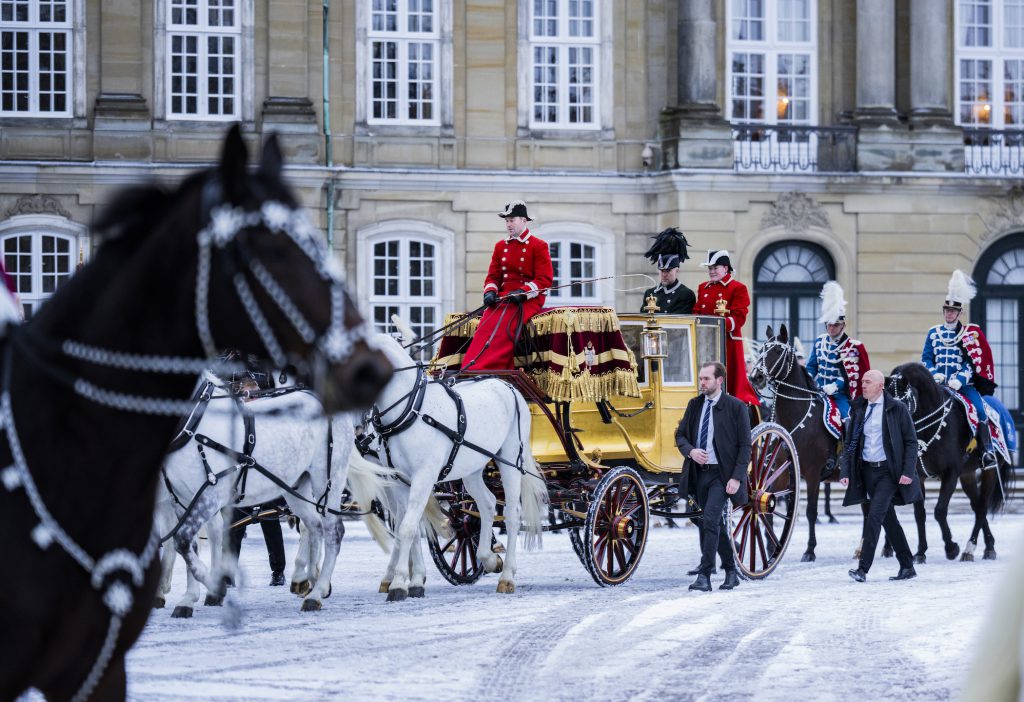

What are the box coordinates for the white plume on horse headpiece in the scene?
[792,336,807,360]
[817,281,847,325]
[390,314,416,344]
[945,269,977,307]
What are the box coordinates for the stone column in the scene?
[854,0,898,123]
[659,0,732,169]
[909,0,953,126]
[261,0,319,163]
[93,0,151,159]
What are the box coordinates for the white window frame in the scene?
[517,0,613,134]
[0,213,87,318]
[0,0,84,118]
[725,0,818,126]
[530,221,614,306]
[357,0,452,128]
[154,0,254,122]
[356,220,455,357]
[955,0,1024,129]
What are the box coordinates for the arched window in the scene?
[752,241,834,345]
[975,233,1024,432]
[356,220,454,361]
[0,214,87,318]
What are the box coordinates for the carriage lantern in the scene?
[641,297,667,359]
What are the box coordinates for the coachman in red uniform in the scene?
[463,201,554,371]
[693,250,760,406]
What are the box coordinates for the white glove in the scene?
[823,382,838,396]
[932,373,945,384]
[948,378,962,391]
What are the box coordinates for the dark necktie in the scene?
[698,399,713,450]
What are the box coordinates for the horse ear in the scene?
[765,324,774,339]
[778,324,789,343]
[218,124,249,203]
[258,133,284,180]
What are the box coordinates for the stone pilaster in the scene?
[261,0,319,163]
[93,0,152,160]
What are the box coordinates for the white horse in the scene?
[162,380,368,613]
[368,330,547,600]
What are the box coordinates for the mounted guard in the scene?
[921,270,998,470]
[806,281,871,423]
[640,227,696,314]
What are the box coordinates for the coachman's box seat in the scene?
[431,306,641,403]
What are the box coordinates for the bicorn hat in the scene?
[817,281,847,325]
[644,227,690,270]
[943,269,976,310]
[498,200,532,221]
[699,249,733,272]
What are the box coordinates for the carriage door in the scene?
[975,234,1024,462]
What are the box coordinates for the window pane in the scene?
[986,298,1019,411]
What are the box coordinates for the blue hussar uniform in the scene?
[806,333,870,421]
[921,322,991,418]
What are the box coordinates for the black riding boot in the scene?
[978,421,998,470]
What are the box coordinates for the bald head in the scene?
[862,369,884,402]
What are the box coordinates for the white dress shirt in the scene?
[700,390,722,464]
[861,399,886,463]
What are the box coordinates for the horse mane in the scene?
[892,361,943,404]
[91,181,177,245]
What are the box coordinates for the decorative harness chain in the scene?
[887,374,950,479]
[2,196,366,701]
[750,339,822,435]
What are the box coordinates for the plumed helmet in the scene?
[498,200,532,221]
[943,269,976,310]
[644,227,690,270]
[817,281,847,325]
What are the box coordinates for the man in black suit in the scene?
[840,369,923,582]
[675,361,751,592]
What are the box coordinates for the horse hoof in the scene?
[386,588,408,603]
[171,606,193,619]
[409,586,425,598]
[204,594,223,607]
[300,598,322,613]
[492,542,506,554]
[496,581,516,594]
[484,555,504,574]
[153,597,165,609]
[960,552,974,562]
[983,550,997,560]
[914,554,927,564]
[290,581,301,594]
[324,583,332,599]
[800,552,815,563]
[293,580,312,597]
[378,580,391,594]
[946,543,960,560]
[828,516,839,525]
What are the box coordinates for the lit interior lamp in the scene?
[976,103,992,123]
[777,96,790,119]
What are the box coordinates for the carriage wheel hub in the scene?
[756,492,776,514]
[613,516,634,539]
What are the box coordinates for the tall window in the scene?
[368,0,439,124]
[975,235,1024,437]
[547,239,597,304]
[956,0,1024,129]
[528,0,600,129]
[727,0,816,127]
[0,216,85,319]
[0,0,73,116]
[165,0,242,120]
[753,241,834,345]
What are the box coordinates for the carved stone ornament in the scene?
[5,195,72,220]
[760,192,830,234]
[981,186,1024,242]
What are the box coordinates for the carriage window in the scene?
[368,236,441,361]
[694,318,724,370]
[618,323,647,385]
[662,326,694,386]
[2,230,76,319]
[0,0,73,116]
[753,241,834,345]
[164,0,242,120]
[548,239,598,304]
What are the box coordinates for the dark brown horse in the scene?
[0,127,392,701]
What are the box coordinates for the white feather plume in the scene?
[792,336,807,360]
[817,281,847,325]
[946,269,977,305]
[390,314,416,344]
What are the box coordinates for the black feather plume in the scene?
[644,227,690,266]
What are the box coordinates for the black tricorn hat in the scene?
[700,249,734,272]
[644,227,690,270]
[498,200,532,221]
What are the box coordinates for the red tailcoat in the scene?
[693,275,760,406]
[463,229,554,370]
[961,323,997,394]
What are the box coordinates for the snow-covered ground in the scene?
[36,501,1024,701]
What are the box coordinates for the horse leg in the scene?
[934,470,960,560]
[823,482,839,524]
[172,496,223,617]
[494,462,523,595]
[203,510,230,606]
[913,499,928,563]
[378,488,406,594]
[289,521,314,596]
[387,474,434,602]
[462,472,501,575]
[802,477,820,562]
[976,467,999,560]
[407,531,427,598]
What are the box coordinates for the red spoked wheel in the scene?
[728,422,800,580]
[427,495,486,585]
[581,466,650,587]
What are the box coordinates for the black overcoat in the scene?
[640,281,696,314]
[675,391,751,507]
[839,392,924,506]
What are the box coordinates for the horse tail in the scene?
[423,495,452,540]
[519,452,548,552]
[346,450,394,553]
[989,456,1015,515]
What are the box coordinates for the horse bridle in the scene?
[750,338,822,432]
[887,373,950,478]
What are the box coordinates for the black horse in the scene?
[748,324,845,561]
[887,362,1013,561]
[0,127,392,702]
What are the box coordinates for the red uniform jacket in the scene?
[464,229,554,371]
[693,275,760,406]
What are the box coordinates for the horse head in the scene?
[91,125,392,412]
[749,323,797,391]
[888,362,937,416]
